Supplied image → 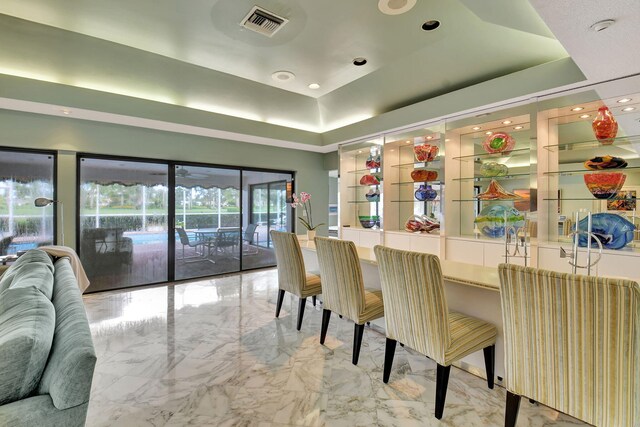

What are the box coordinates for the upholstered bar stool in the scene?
[270,231,322,331]
[314,237,384,365]
[374,245,497,420]
[499,263,639,427]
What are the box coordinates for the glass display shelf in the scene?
[452,198,519,202]
[452,148,530,162]
[544,197,639,201]
[348,200,382,204]
[452,173,530,182]
[544,166,640,176]
[390,158,443,169]
[391,180,444,186]
[543,135,640,151]
[347,184,381,188]
[390,199,441,203]
[346,168,382,174]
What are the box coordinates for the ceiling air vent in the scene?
[240,6,288,37]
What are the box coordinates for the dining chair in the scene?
[270,231,321,331]
[175,227,206,262]
[315,237,384,365]
[499,263,639,427]
[374,245,497,420]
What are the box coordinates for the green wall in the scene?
[0,110,330,249]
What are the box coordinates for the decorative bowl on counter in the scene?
[410,169,438,182]
[474,205,525,239]
[480,162,509,177]
[476,180,520,200]
[413,144,439,162]
[359,215,380,229]
[365,189,380,202]
[576,213,635,250]
[404,215,440,233]
[482,132,515,154]
[583,155,627,170]
[414,184,437,201]
[583,172,626,199]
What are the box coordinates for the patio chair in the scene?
[175,227,207,262]
[242,223,259,255]
[209,229,240,260]
[0,235,13,256]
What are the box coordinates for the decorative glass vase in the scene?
[592,106,618,145]
[414,184,437,201]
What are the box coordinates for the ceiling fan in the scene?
[175,166,208,179]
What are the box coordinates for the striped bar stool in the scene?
[314,237,384,365]
[374,245,497,420]
[499,263,639,427]
[270,231,321,331]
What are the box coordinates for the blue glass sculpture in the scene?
[415,184,437,201]
[576,213,635,250]
[474,205,525,239]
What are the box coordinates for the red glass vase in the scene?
[592,106,618,145]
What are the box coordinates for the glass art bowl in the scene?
[583,172,626,199]
[410,169,438,182]
[474,205,525,239]
[480,162,508,177]
[482,132,515,154]
[576,213,635,250]
[359,215,380,229]
[413,144,439,162]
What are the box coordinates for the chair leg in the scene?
[505,391,521,427]
[275,289,285,318]
[320,309,331,344]
[435,364,451,420]
[352,323,366,365]
[312,295,317,307]
[483,344,495,389]
[383,338,397,383]
[296,298,307,331]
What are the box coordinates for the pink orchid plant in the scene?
[290,192,324,231]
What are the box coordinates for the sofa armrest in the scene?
[0,394,89,427]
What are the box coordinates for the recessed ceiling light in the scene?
[617,98,632,103]
[622,107,636,112]
[590,19,615,32]
[378,0,417,15]
[61,109,71,115]
[406,140,411,144]
[421,20,441,31]
[271,70,295,82]
[472,126,481,131]
[502,120,512,125]
[357,150,362,154]
[514,126,523,130]
[308,83,320,90]
[571,107,584,112]
[353,57,367,66]
[579,114,591,119]
[485,131,493,135]
[445,139,450,142]
[426,136,433,140]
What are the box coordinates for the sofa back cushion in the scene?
[0,250,54,300]
[0,286,55,405]
[38,259,97,410]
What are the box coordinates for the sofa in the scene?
[0,249,97,427]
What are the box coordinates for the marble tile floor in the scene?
[83,269,588,427]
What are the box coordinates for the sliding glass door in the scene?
[0,149,56,254]
[244,172,292,269]
[78,155,293,291]
[78,157,169,292]
[174,165,241,281]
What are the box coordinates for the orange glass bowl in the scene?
[583,172,626,199]
[410,169,438,182]
[413,144,439,162]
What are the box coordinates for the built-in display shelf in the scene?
[452,173,530,182]
[543,135,640,151]
[452,148,530,162]
[544,166,640,176]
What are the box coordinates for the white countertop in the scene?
[299,240,500,292]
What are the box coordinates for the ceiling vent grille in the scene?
[240,6,288,37]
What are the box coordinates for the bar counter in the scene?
[299,239,506,379]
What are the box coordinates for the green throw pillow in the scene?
[0,250,54,300]
[0,286,55,405]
